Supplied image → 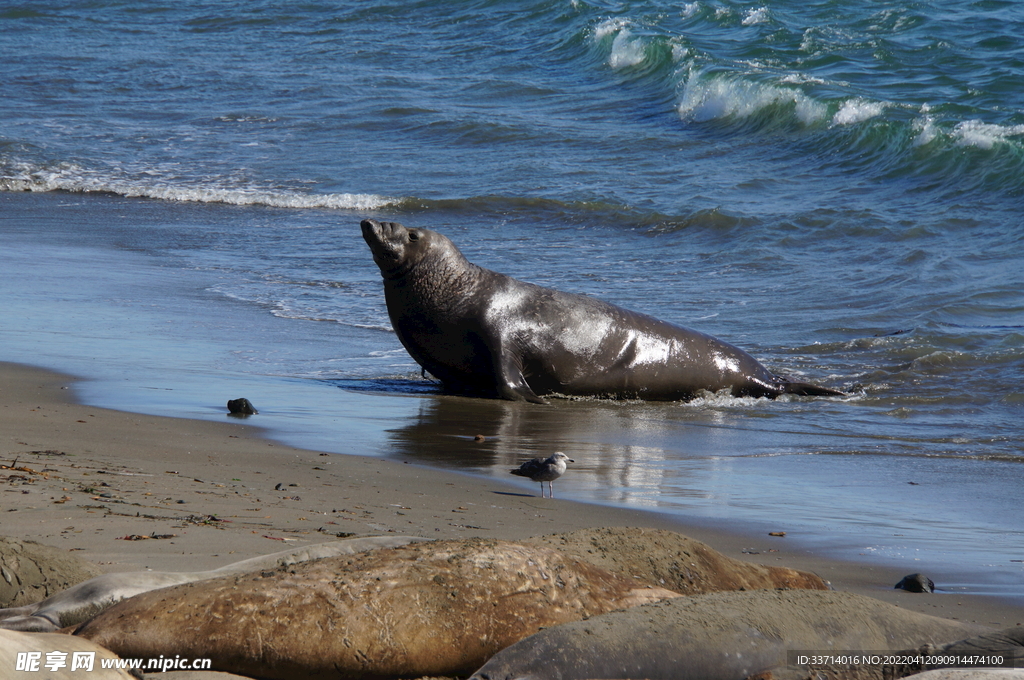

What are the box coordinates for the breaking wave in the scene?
[0,161,396,211]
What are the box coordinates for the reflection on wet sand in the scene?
[378,393,764,507]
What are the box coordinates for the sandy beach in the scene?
[3,359,1022,636]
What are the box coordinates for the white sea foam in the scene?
[909,108,1024,150]
[348,322,395,333]
[742,7,769,26]
[671,43,691,62]
[796,96,831,124]
[953,119,1024,149]
[681,3,701,19]
[799,26,856,56]
[831,98,885,126]
[678,72,827,125]
[0,162,395,210]
[609,29,646,69]
[799,28,815,53]
[780,73,828,86]
[214,114,280,123]
[912,104,939,146]
[594,18,646,69]
[593,17,629,41]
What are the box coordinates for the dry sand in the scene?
[2,361,1022,630]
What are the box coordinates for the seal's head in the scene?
[361,219,458,280]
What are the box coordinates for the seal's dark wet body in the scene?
[362,219,843,404]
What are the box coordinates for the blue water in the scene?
[2,1,1022,600]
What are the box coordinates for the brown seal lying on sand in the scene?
[523,526,829,594]
[0,536,103,610]
[1,629,139,679]
[75,538,680,679]
[469,590,990,680]
[361,219,845,403]
[1,535,425,632]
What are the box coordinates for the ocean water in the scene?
[2,1,1022,600]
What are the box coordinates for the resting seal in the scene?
[523,527,829,594]
[361,219,844,403]
[751,625,1024,679]
[76,538,679,679]
[0,535,425,632]
[0,629,139,679]
[469,590,990,680]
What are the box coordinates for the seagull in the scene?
[510,452,575,498]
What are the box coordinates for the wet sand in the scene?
[2,361,1022,629]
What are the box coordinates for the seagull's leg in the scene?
[549,481,554,499]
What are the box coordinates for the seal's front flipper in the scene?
[494,350,547,404]
[496,373,547,404]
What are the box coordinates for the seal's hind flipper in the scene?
[781,381,846,397]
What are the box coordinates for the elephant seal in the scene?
[76,538,680,680]
[1,629,139,679]
[0,535,425,632]
[748,626,1024,679]
[361,219,844,403]
[0,536,104,609]
[522,527,829,594]
[898,672,1024,680]
[905,671,1024,675]
[469,590,990,680]
[226,397,258,415]
[896,573,936,593]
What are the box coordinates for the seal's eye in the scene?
[408,231,420,241]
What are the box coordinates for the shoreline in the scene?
[2,360,1021,629]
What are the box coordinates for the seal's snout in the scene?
[361,219,391,264]
[360,218,381,239]
[361,218,396,251]
[361,219,409,243]
[362,219,421,279]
